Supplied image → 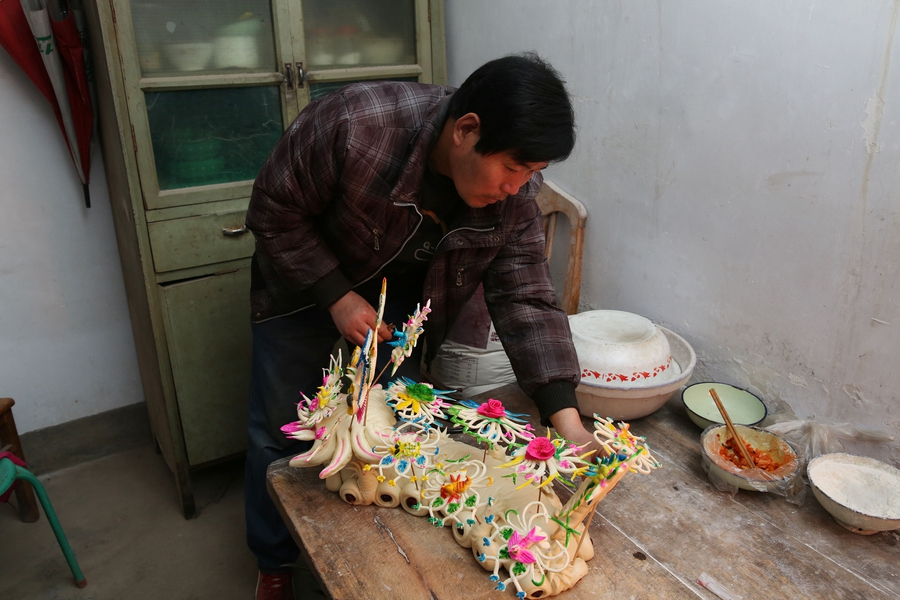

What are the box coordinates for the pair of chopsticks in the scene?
[709,388,757,469]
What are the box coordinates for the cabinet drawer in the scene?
[148,210,254,272]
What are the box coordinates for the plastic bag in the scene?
[765,418,896,463]
[700,425,806,505]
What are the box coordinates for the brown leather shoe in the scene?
[255,571,294,600]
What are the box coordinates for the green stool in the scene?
[0,457,87,588]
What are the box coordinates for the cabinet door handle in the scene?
[295,62,305,88]
[284,63,294,88]
[222,225,249,237]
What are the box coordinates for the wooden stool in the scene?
[0,398,41,522]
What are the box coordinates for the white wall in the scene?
[446,1,900,455]
[0,51,143,434]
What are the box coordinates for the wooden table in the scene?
[268,384,900,599]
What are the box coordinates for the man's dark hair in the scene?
[448,52,576,165]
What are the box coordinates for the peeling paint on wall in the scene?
[843,384,872,408]
[788,373,808,388]
[861,94,885,154]
[736,355,780,395]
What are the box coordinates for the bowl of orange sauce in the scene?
[700,424,801,494]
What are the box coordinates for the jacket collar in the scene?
[390,94,453,204]
[453,200,504,229]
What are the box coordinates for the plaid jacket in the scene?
[247,82,579,421]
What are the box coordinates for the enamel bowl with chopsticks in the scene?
[700,424,801,493]
[698,386,801,495]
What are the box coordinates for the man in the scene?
[244,53,593,600]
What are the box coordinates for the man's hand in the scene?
[549,407,602,456]
[327,291,392,347]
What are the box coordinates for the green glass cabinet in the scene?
[84,0,446,517]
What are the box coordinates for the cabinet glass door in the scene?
[129,0,278,77]
[292,0,433,108]
[146,86,283,191]
[116,0,438,210]
[302,0,416,70]
[118,0,296,210]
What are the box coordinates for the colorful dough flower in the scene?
[365,422,442,487]
[385,377,454,427]
[505,527,545,564]
[524,437,557,461]
[476,501,569,599]
[592,415,662,475]
[281,352,346,438]
[447,398,535,450]
[418,456,494,530]
[498,431,593,490]
[478,399,507,418]
[387,300,431,376]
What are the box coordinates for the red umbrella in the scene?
[0,0,94,207]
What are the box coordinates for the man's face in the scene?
[449,131,547,209]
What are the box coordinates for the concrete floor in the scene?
[0,445,323,600]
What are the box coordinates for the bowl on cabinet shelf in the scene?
[164,42,214,72]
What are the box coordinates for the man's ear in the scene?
[452,112,481,146]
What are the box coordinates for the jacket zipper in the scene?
[357,205,496,293]
[253,208,421,324]
[434,224,496,252]
[435,224,497,288]
[253,205,493,323]
[350,203,425,291]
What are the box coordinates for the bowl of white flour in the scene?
[808,453,900,534]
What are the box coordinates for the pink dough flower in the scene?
[476,399,507,419]
[499,431,591,490]
[447,399,534,450]
[281,422,303,434]
[506,527,546,564]
[525,437,557,461]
